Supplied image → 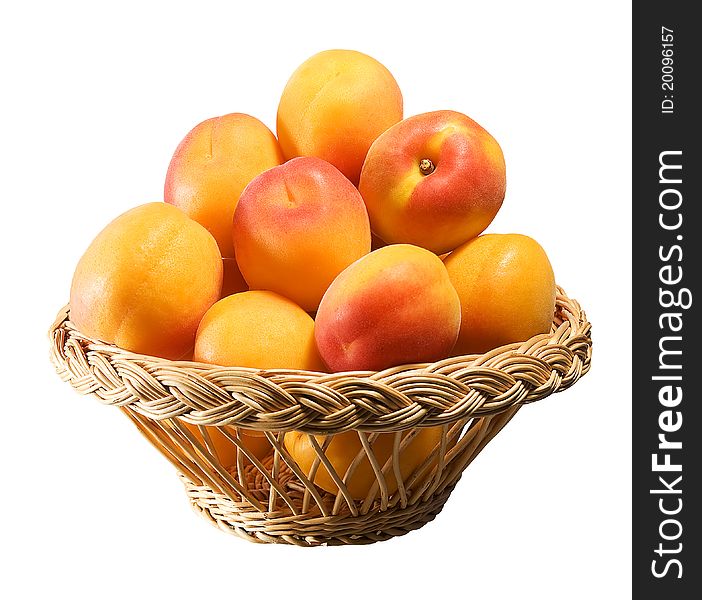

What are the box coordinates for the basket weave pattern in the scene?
[50,286,591,546]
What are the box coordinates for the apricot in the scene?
[191,289,324,464]
[70,203,222,359]
[193,290,325,371]
[359,110,506,254]
[233,157,371,312]
[164,113,283,258]
[284,426,444,499]
[182,423,272,468]
[444,234,556,354]
[314,244,461,372]
[277,49,403,185]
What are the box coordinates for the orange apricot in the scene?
[444,234,556,354]
[277,49,403,185]
[164,113,283,257]
[191,289,325,465]
[193,290,325,371]
[69,203,222,360]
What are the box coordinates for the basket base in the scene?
[181,473,457,546]
[173,411,522,546]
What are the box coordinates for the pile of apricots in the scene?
[69,50,556,496]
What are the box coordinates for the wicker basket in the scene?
[49,286,591,546]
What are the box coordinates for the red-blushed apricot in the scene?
[277,49,403,185]
[69,203,222,360]
[444,234,556,354]
[314,244,461,372]
[165,113,283,257]
[284,426,445,499]
[359,110,506,254]
[233,157,371,312]
[193,290,325,371]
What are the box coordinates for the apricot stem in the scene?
[419,158,435,176]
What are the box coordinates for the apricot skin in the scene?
[165,113,283,258]
[233,157,371,312]
[277,49,403,185]
[314,244,461,372]
[444,234,556,355]
[69,203,222,360]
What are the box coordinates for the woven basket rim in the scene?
[50,285,591,433]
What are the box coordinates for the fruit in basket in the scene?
[233,157,371,312]
[444,233,556,354]
[277,49,403,185]
[51,45,595,549]
[358,110,506,254]
[69,203,222,360]
[314,244,461,372]
[182,423,271,468]
[284,426,444,499]
[165,113,284,258]
[193,290,325,371]
[190,289,326,465]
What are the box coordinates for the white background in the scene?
[1,2,631,598]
